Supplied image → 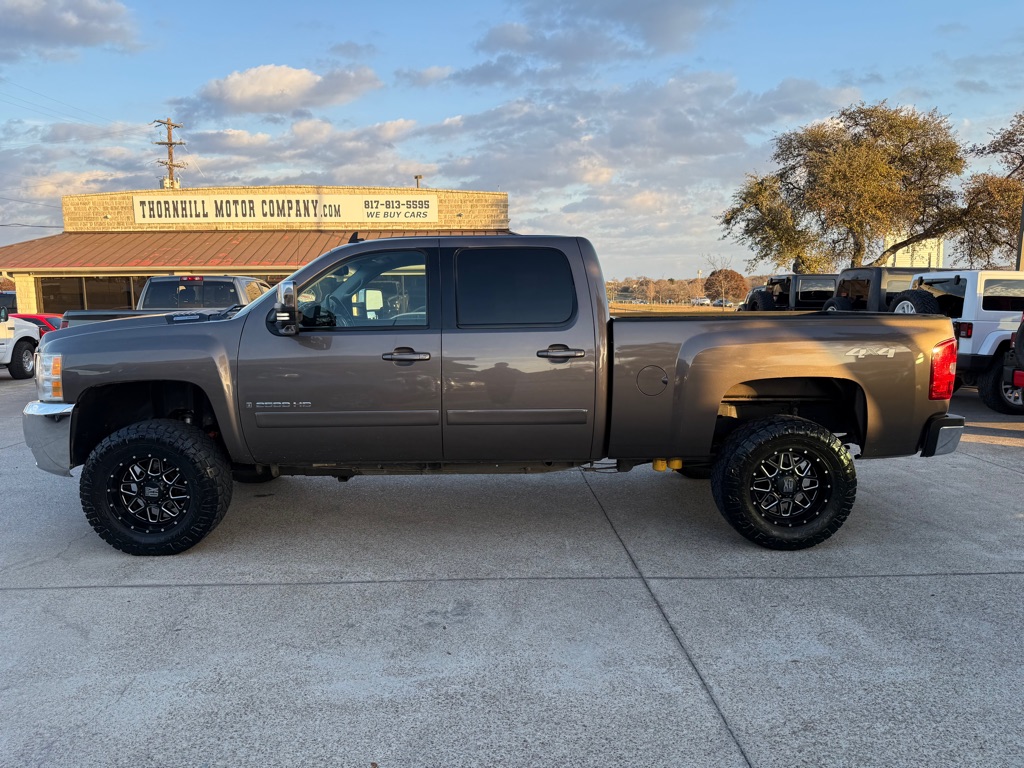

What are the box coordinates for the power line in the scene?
[0,223,62,228]
[0,123,154,150]
[0,76,120,125]
[0,195,61,209]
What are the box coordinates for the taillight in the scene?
[929,338,957,400]
[952,321,973,339]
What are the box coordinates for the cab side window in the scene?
[298,250,428,329]
[455,247,576,327]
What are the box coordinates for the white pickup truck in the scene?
[1,306,40,379]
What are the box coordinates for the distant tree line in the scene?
[607,269,754,304]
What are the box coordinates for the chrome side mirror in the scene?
[274,280,298,335]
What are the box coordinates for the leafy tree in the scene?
[953,113,1024,267]
[720,102,971,271]
[704,268,747,302]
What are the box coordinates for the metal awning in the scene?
[0,229,509,274]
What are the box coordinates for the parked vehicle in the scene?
[890,270,1024,414]
[12,313,62,337]
[1,306,40,379]
[59,275,273,328]
[822,267,921,312]
[690,297,711,306]
[24,235,963,556]
[743,273,838,312]
[1006,314,1024,390]
[711,298,734,307]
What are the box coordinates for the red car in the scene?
[12,313,62,337]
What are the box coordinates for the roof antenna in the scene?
[348,231,363,243]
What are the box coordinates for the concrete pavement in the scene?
[1,370,1022,767]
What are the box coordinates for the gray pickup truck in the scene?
[59,275,272,327]
[23,235,963,556]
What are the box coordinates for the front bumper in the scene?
[920,413,964,458]
[22,401,75,477]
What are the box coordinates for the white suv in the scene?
[1,306,40,379]
[890,270,1024,414]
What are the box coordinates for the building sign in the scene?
[132,194,439,225]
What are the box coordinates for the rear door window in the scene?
[455,247,576,327]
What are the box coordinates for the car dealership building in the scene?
[0,185,509,313]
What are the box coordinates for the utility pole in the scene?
[1016,196,1024,271]
[153,117,186,189]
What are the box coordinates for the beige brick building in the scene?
[0,185,509,313]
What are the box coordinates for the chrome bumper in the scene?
[920,413,964,458]
[22,402,75,477]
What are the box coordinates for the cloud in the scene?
[955,79,999,95]
[394,66,453,88]
[515,0,734,54]
[0,0,137,62]
[173,64,382,119]
[329,41,377,59]
[450,0,734,85]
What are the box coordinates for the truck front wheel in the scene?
[711,416,856,550]
[8,339,36,379]
[80,419,233,555]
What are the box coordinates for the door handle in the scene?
[537,346,585,359]
[382,348,431,362]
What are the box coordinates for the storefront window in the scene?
[39,278,85,314]
[84,276,133,309]
[38,276,153,313]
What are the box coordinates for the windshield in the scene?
[232,284,279,319]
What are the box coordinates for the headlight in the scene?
[36,352,64,402]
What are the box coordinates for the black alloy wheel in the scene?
[114,454,192,531]
[711,415,857,550]
[80,419,233,555]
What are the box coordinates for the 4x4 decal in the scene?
[846,347,897,358]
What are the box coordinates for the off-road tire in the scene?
[889,289,940,314]
[749,290,775,311]
[977,358,1024,415]
[8,339,35,379]
[710,415,857,550]
[80,419,233,555]
[822,296,853,312]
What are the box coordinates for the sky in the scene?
[0,0,1022,280]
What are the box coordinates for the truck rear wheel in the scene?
[8,339,36,379]
[710,416,856,550]
[977,358,1024,415]
[80,419,233,555]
